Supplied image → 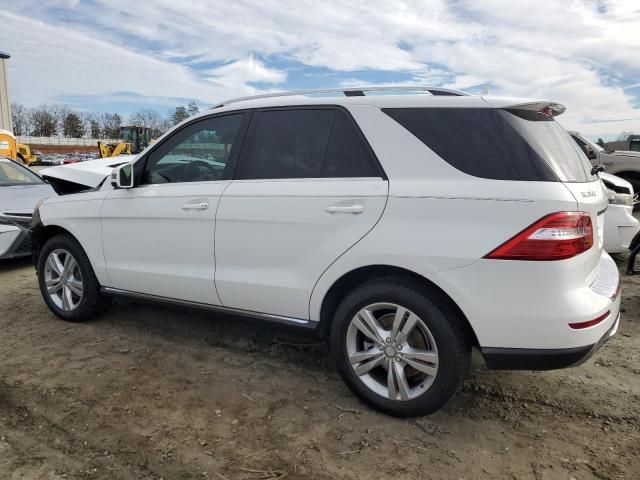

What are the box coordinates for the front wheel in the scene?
[330,277,469,417]
[37,234,108,322]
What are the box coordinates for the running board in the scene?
[100,287,317,330]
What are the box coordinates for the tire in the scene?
[330,276,469,417]
[37,233,108,322]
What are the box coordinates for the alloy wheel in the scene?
[44,249,84,311]
[346,303,439,401]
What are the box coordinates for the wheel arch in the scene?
[315,264,479,348]
[32,224,81,270]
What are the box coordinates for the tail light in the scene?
[485,212,593,261]
[569,311,610,330]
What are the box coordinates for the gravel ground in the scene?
[0,255,639,480]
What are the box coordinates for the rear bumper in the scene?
[482,313,620,370]
[428,249,621,351]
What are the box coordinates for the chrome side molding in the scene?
[100,287,316,330]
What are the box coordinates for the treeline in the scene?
[10,101,201,139]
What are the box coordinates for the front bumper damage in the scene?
[0,213,33,259]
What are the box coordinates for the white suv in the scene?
[32,87,621,417]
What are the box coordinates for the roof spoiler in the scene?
[505,101,566,117]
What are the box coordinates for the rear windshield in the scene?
[383,108,596,183]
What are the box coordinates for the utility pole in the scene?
[0,51,11,132]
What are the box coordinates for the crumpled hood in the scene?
[0,183,56,215]
[599,172,633,191]
[39,155,137,188]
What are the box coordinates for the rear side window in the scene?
[506,112,597,182]
[236,109,378,179]
[383,108,557,182]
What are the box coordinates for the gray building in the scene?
[0,51,11,132]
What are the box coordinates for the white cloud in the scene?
[1,0,639,136]
[205,56,287,86]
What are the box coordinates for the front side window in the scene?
[0,160,45,186]
[236,109,378,179]
[142,114,246,184]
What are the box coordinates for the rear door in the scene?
[214,107,388,319]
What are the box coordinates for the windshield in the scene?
[0,159,45,186]
[503,111,598,183]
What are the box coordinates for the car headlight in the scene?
[606,188,634,206]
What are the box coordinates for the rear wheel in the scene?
[330,277,468,417]
[37,234,108,322]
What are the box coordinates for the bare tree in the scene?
[54,105,71,133]
[10,103,30,136]
[30,105,57,136]
[129,109,169,137]
[187,101,200,117]
[101,113,122,139]
[83,112,101,138]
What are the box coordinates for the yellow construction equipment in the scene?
[98,125,153,158]
[0,129,38,164]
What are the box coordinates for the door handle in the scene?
[182,202,209,211]
[326,204,365,214]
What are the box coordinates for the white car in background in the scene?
[0,157,56,259]
[31,87,621,417]
[599,172,639,254]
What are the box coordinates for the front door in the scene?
[101,112,249,304]
[215,107,388,319]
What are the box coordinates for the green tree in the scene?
[172,105,189,125]
[63,112,86,138]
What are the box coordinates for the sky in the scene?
[1,0,639,140]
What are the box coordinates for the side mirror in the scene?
[586,146,598,160]
[111,163,134,189]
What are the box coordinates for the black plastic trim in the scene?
[482,314,619,370]
[482,345,592,370]
[101,287,318,331]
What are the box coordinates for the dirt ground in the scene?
[0,255,638,480]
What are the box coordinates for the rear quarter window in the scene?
[383,108,559,182]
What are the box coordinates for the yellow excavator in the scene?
[98,125,153,158]
[0,129,38,165]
